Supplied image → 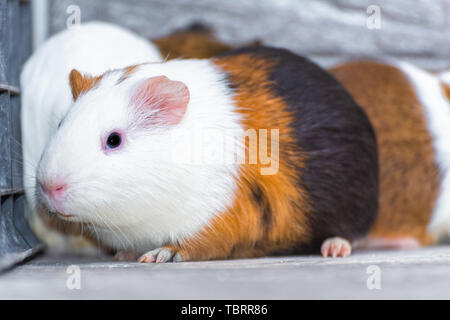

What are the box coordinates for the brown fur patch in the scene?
[169,55,311,261]
[153,27,261,60]
[152,28,233,60]
[330,61,440,245]
[441,83,450,101]
[117,65,139,84]
[69,69,103,100]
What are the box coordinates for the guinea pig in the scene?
[20,21,163,252]
[329,60,450,248]
[34,46,378,262]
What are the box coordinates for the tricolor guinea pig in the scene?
[21,21,253,254]
[35,46,378,262]
[20,21,163,252]
[329,60,450,248]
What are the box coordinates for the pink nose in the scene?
[40,181,67,200]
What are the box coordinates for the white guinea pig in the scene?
[20,21,162,252]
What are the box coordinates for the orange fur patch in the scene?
[117,65,139,83]
[169,55,311,261]
[152,27,260,60]
[441,83,450,101]
[69,69,103,100]
[330,61,440,245]
[153,28,233,60]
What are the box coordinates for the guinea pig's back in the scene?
[215,47,379,251]
[330,60,450,246]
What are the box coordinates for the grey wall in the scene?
[48,0,450,70]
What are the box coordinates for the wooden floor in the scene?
[1,246,450,299]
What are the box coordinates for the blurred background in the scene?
[32,0,450,70]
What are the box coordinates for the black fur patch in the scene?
[249,184,273,236]
[180,22,211,33]
[221,46,379,252]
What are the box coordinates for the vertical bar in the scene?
[31,0,49,51]
[0,0,10,85]
[0,196,27,258]
[19,0,32,67]
[0,92,12,191]
[8,0,20,87]
[0,0,43,272]
[10,95,21,189]
[13,194,41,248]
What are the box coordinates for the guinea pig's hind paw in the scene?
[138,246,183,263]
[321,237,352,258]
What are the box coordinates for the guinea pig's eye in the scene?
[106,132,122,149]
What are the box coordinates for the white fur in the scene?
[396,62,450,239]
[20,22,162,249]
[37,60,244,254]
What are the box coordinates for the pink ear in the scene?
[131,76,190,126]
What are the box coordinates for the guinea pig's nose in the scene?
[40,180,67,200]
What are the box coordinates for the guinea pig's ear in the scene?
[69,69,102,101]
[131,75,189,126]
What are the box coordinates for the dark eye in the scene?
[106,132,122,149]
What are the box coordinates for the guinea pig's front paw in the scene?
[321,237,352,258]
[137,245,184,263]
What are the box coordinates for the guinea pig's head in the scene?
[36,67,190,227]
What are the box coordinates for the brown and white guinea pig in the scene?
[329,60,450,249]
[21,21,163,254]
[35,46,378,262]
[21,21,248,254]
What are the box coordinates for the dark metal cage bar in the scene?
[0,0,42,272]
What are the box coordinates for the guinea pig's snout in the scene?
[39,179,67,202]
[37,174,75,219]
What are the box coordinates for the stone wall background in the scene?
[48,0,450,70]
